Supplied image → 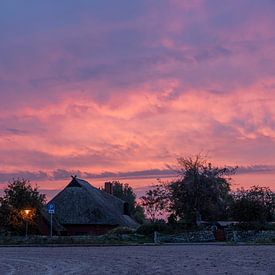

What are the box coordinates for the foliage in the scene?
[139,155,236,223]
[0,179,46,234]
[167,216,199,231]
[167,155,236,223]
[131,204,146,224]
[112,181,136,213]
[109,181,146,223]
[230,186,275,222]
[136,220,172,235]
[140,185,168,221]
[232,222,275,231]
[0,234,152,245]
[107,226,135,235]
[255,238,275,244]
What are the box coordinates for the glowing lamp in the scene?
[24,209,31,216]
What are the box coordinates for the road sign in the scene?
[48,203,55,214]
[47,203,55,237]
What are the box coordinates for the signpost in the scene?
[47,203,55,237]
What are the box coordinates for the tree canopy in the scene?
[168,155,236,223]
[141,155,237,224]
[230,186,275,222]
[140,185,168,221]
[107,181,145,224]
[0,179,46,234]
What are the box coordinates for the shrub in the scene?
[136,220,172,235]
[107,227,135,235]
[230,186,274,223]
[232,222,275,231]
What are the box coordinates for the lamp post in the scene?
[24,209,31,237]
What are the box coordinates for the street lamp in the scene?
[24,209,31,237]
[24,209,31,216]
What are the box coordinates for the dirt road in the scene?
[0,245,274,274]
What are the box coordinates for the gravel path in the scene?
[0,245,274,275]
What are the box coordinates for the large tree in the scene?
[107,181,145,224]
[167,155,236,223]
[142,155,236,224]
[230,186,274,222]
[0,179,46,234]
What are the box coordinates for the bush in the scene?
[168,218,199,232]
[0,234,152,245]
[230,186,274,223]
[255,237,275,244]
[107,227,135,235]
[136,220,172,235]
[232,222,275,231]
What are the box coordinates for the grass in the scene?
[0,234,152,246]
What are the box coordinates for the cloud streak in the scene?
[1,165,275,185]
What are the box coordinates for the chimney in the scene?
[104,182,113,195]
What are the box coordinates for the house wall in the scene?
[37,217,61,236]
[39,219,117,236]
[38,217,51,236]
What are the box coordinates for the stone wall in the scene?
[158,230,215,243]
[157,230,275,243]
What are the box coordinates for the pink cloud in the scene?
[0,0,274,192]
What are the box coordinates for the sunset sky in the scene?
[1,0,275,197]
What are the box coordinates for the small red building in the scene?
[40,177,138,236]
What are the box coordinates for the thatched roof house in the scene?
[40,177,139,235]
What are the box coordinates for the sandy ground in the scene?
[0,245,274,275]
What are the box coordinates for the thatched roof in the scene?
[45,177,139,228]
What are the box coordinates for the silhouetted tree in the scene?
[140,185,168,221]
[0,179,46,234]
[142,155,236,224]
[230,186,275,222]
[112,181,136,212]
[167,155,236,223]
[109,181,145,224]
